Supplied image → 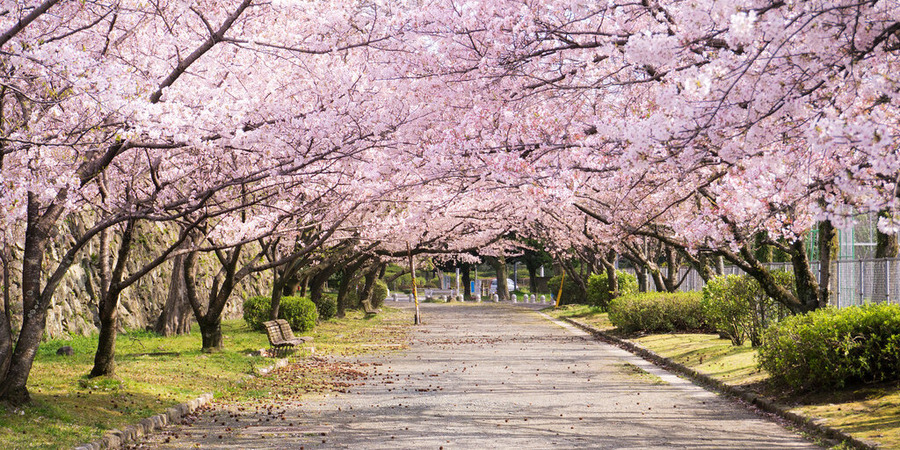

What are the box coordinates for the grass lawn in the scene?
[552,308,900,449]
[547,304,614,330]
[0,307,412,449]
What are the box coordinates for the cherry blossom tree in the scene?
[2,0,898,406]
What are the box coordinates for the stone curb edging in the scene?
[255,357,289,375]
[72,356,290,449]
[73,392,213,450]
[562,317,880,450]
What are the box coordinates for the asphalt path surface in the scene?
[131,303,819,449]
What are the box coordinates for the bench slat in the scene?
[275,319,312,345]
[263,320,294,354]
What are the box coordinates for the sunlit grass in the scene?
[555,305,900,448]
[632,333,767,386]
[617,362,667,385]
[545,305,614,330]
[0,307,412,449]
[794,385,900,449]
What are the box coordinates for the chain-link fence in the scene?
[622,257,900,307]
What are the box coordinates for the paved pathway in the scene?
[131,303,819,449]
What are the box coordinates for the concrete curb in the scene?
[72,356,291,449]
[562,317,880,450]
[72,392,213,450]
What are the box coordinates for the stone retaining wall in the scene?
[7,219,268,339]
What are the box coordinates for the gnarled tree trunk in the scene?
[461,264,472,301]
[485,256,510,301]
[0,193,66,405]
[817,220,838,308]
[90,220,136,377]
[598,250,618,305]
[154,254,193,336]
[0,248,14,391]
[183,244,246,353]
[359,263,382,310]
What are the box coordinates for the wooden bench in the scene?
[263,320,312,356]
[274,319,312,345]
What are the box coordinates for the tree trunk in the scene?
[715,255,725,276]
[183,247,236,353]
[309,273,327,308]
[559,259,588,304]
[269,268,288,321]
[876,210,900,257]
[359,264,380,310]
[284,276,302,297]
[298,276,308,297]
[637,264,649,292]
[309,265,337,315]
[337,257,369,315]
[725,245,811,314]
[270,256,307,319]
[462,264,472,301]
[0,249,13,388]
[683,251,716,282]
[198,317,223,350]
[603,250,619,301]
[154,254,193,336]
[650,268,666,292]
[90,219,136,378]
[817,220,838,308]
[0,194,65,405]
[336,270,354,317]
[89,288,120,377]
[790,238,821,312]
[663,247,678,292]
[485,256,510,301]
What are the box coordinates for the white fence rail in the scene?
[622,258,900,308]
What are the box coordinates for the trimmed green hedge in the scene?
[242,295,272,331]
[758,304,900,390]
[586,271,638,308]
[346,278,389,310]
[313,294,337,321]
[279,296,318,332]
[371,279,389,308]
[391,274,426,291]
[547,274,581,305]
[608,292,706,333]
[243,295,319,331]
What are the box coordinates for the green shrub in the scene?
[701,273,792,346]
[346,278,389,310]
[242,295,272,331]
[394,274,426,291]
[586,271,638,308]
[758,304,900,390]
[278,296,319,332]
[313,294,337,321]
[547,274,582,305]
[371,279,388,308]
[608,292,706,333]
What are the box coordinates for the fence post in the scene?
[858,259,864,305]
